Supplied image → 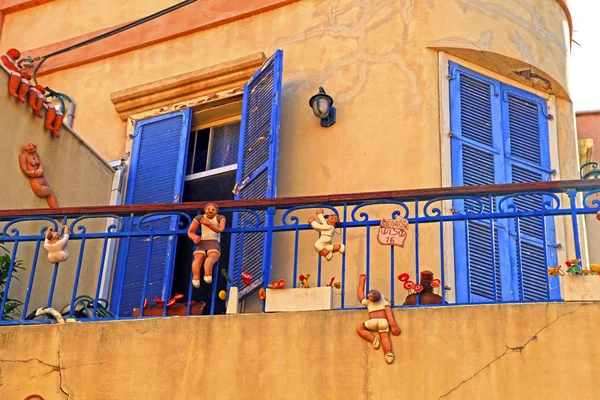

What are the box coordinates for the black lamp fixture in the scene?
[309,87,336,127]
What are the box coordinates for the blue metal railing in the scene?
[581,162,600,180]
[0,180,599,325]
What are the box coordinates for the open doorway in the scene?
[172,119,240,314]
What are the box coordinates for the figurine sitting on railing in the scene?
[187,203,226,288]
[308,208,345,261]
[44,225,70,263]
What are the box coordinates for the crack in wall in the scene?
[269,0,420,105]
[56,327,69,399]
[401,0,414,42]
[456,0,567,55]
[438,304,590,399]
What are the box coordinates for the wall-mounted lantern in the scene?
[309,87,336,127]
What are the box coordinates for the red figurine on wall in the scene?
[356,274,401,364]
[18,142,59,208]
[1,48,30,102]
[187,203,226,288]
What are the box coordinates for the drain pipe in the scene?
[66,100,76,128]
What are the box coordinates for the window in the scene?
[111,50,283,316]
[186,121,241,178]
[449,62,560,303]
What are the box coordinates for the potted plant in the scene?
[549,259,600,301]
[0,244,25,320]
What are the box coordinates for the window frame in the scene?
[438,52,565,303]
[185,115,242,181]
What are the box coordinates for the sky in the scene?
[569,2,600,112]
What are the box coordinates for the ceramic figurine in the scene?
[356,274,401,364]
[28,84,46,118]
[187,202,226,288]
[44,101,64,137]
[19,142,59,208]
[44,225,70,263]
[1,48,30,102]
[308,208,345,261]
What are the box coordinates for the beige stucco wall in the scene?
[0,68,114,317]
[1,0,572,172]
[1,301,598,399]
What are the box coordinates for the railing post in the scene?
[567,189,582,261]
[263,206,275,312]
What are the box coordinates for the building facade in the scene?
[2,1,599,399]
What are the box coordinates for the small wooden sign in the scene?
[377,218,409,247]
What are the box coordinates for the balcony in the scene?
[1,179,599,325]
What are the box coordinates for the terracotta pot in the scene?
[402,292,442,306]
[132,302,206,317]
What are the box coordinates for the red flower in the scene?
[414,284,424,293]
[258,288,266,300]
[398,273,410,282]
[403,280,415,290]
[565,261,571,267]
[430,279,441,288]
[242,271,252,286]
[143,298,148,308]
[299,274,306,281]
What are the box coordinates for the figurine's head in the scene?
[45,227,60,243]
[368,289,382,302]
[7,48,21,61]
[204,203,219,219]
[25,142,37,153]
[326,214,339,226]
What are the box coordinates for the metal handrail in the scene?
[0,179,598,219]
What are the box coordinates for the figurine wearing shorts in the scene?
[187,203,226,288]
[356,274,401,364]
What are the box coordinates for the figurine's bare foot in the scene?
[333,244,345,254]
[320,249,334,261]
[385,352,394,364]
[192,279,200,288]
[204,275,213,284]
[372,336,380,349]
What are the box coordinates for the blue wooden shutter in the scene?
[111,109,192,316]
[229,50,283,298]
[449,63,510,303]
[501,86,559,301]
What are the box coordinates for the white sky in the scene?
[569,3,600,112]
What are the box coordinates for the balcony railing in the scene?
[0,180,599,325]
